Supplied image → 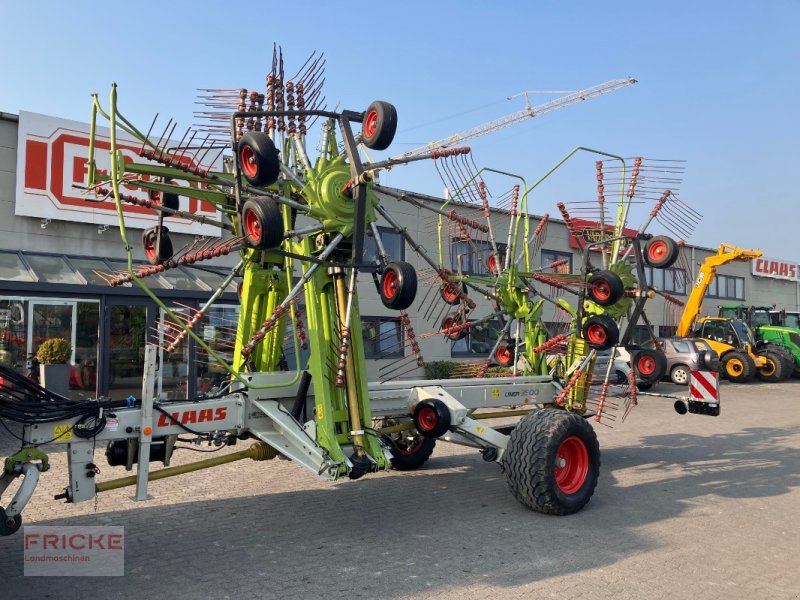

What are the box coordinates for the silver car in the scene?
[641,337,720,385]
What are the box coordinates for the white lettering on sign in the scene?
[15,111,222,236]
[752,257,799,281]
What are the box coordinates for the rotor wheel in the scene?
[238,131,280,187]
[361,101,398,150]
[504,408,600,515]
[379,261,418,310]
[440,281,466,305]
[633,348,668,383]
[587,270,625,306]
[241,197,284,249]
[441,312,468,341]
[495,339,516,367]
[644,235,680,269]
[142,226,173,265]
[582,315,619,351]
[721,351,755,383]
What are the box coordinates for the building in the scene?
[1,110,798,400]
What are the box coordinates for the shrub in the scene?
[423,360,456,380]
[36,338,72,364]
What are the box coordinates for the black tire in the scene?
[670,364,690,386]
[644,235,680,269]
[441,312,468,341]
[722,351,755,383]
[241,197,284,249]
[238,131,280,187]
[756,351,786,383]
[142,226,173,265]
[383,429,436,471]
[0,508,22,536]
[760,343,794,378]
[495,339,516,367]
[361,101,398,150]
[587,271,624,306]
[582,315,619,351]
[614,370,628,385]
[633,348,668,382]
[636,381,654,391]
[440,281,466,305]
[504,409,600,515]
[379,261,417,310]
[413,399,451,439]
[702,350,720,371]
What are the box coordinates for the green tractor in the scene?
[718,305,800,378]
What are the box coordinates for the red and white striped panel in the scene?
[690,370,720,403]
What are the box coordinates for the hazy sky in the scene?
[1,1,796,259]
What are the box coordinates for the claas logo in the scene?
[23,129,216,217]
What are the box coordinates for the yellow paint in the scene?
[491,388,500,398]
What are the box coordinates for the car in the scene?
[595,348,632,384]
[640,337,720,385]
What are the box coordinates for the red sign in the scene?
[15,111,221,235]
[567,218,639,251]
[752,257,799,281]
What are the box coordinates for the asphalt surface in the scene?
[1,379,798,599]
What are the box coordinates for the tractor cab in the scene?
[698,317,756,349]
[771,310,800,329]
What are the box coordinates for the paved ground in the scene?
[1,379,799,599]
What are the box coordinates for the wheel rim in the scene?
[637,355,656,376]
[441,283,459,303]
[555,436,589,495]
[364,110,378,138]
[240,145,258,179]
[586,323,607,345]
[591,279,611,302]
[392,433,425,455]
[648,240,667,262]
[497,345,512,363]
[760,359,776,377]
[726,358,743,376]
[488,255,498,271]
[673,368,688,384]
[417,406,437,432]
[144,237,156,261]
[243,208,262,243]
[382,269,398,299]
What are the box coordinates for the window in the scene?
[643,267,687,295]
[451,239,506,276]
[364,227,405,264]
[451,318,504,357]
[670,339,691,353]
[707,274,745,300]
[659,325,676,338]
[541,249,572,273]
[362,317,403,359]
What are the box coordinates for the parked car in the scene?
[640,337,720,385]
[596,349,631,384]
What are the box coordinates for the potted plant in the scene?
[37,337,72,398]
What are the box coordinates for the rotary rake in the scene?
[0,54,721,536]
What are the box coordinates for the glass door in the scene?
[104,300,156,400]
[27,301,77,386]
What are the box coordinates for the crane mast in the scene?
[393,77,637,160]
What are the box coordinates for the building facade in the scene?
[1,111,798,400]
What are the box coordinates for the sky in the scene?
[1,1,797,259]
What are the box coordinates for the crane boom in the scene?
[676,244,763,337]
[392,77,637,160]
